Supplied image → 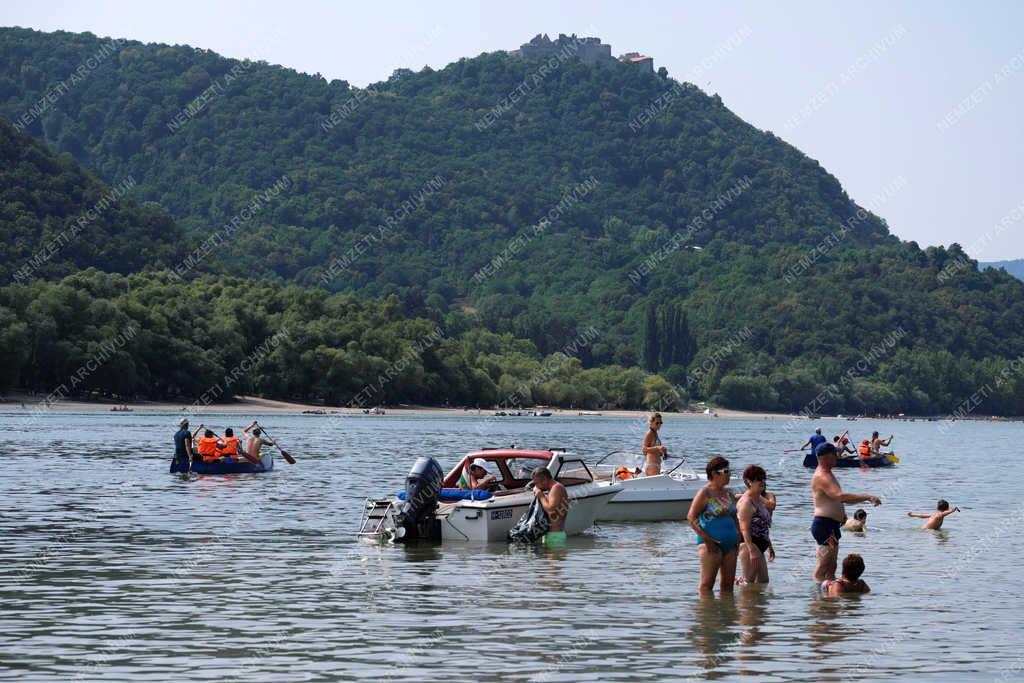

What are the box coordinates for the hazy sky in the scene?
[5,1,1023,260]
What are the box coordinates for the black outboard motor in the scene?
[396,457,444,541]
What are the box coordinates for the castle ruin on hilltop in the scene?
[512,34,654,72]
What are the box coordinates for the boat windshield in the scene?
[552,458,595,485]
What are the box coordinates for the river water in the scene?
[0,410,1020,681]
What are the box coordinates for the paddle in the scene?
[255,422,296,464]
[885,453,900,463]
[783,448,805,453]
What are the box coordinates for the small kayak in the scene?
[803,453,894,468]
[170,451,273,474]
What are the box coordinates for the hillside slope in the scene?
[3,27,1024,414]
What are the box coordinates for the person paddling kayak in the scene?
[801,428,826,453]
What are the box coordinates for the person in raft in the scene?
[821,553,870,596]
[833,435,857,457]
[688,456,741,593]
[810,443,881,581]
[870,431,893,457]
[242,421,274,462]
[907,499,960,529]
[215,427,241,461]
[642,412,668,475]
[532,466,568,546]
[801,428,826,454]
[737,464,776,584]
[192,427,223,462]
[843,508,868,532]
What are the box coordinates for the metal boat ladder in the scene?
[357,498,400,541]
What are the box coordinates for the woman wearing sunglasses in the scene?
[737,464,776,584]
[687,456,740,593]
[642,413,668,475]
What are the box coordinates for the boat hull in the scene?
[802,453,894,468]
[170,451,273,474]
[440,483,621,542]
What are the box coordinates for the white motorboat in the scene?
[589,451,704,522]
[358,449,622,542]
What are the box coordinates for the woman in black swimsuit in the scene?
[737,464,776,584]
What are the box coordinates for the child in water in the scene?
[821,553,870,596]
[843,508,868,532]
[907,499,960,529]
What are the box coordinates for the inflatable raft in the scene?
[170,451,273,474]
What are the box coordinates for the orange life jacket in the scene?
[615,466,636,480]
[858,441,871,458]
[216,436,240,459]
[197,436,220,460]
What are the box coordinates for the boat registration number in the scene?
[490,509,513,520]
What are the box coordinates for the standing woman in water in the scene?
[642,413,668,475]
[688,456,740,594]
[737,464,776,584]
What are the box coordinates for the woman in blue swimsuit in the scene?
[687,455,741,593]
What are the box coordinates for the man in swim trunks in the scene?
[811,443,881,581]
[532,466,568,546]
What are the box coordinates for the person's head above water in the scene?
[854,509,868,521]
[937,499,949,511]
[842,554,865,581]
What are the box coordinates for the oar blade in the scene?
[281,449,296,464]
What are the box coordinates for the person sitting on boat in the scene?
[215,427,241,461]
[801,428,826,454]
[833,435,857,457]
[243,421,274,462]
[532,466,568,546]
[870,431,893,457]
[174,419,194,468]
[642,413,668,476]
[462,458,498,491]
[858,439,872,458]
[194,428,223,462]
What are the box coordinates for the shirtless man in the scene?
[532,467,569,546]
[870,431,893,457]
[908,499,960,529]
[810,443,881,581]
[464,458,498,491]
[242,421,274,464]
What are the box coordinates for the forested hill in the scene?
[3,27,1024,415]
[0,115,184,283]
[982,259,1024,281]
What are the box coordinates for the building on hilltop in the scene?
[619,52,654,72]
[513,33,612,66]
[513,34,655,72]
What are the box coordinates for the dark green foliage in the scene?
[2,27,1024,414]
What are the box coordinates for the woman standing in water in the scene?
[642,413,668,475]
[688,456,740,593]
[737,464,776,584]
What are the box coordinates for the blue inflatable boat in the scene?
[170,451,273,474]
[803,453,894,468]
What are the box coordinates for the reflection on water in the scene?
[0,411,1019,680]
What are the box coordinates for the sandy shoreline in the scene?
[0,393,801,420]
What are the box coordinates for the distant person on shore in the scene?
[174,419,194,467]
[821,553,870,596]
[801,428,826,454]
[532,467,568,546]
[642,413,668,476]
[908,499,960,529]
[870,431,893,457]
[810,443,881,581]
[737,464,776,584]
[243,421,274,462]
[843,509,868,532]
[688,456,740,593]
